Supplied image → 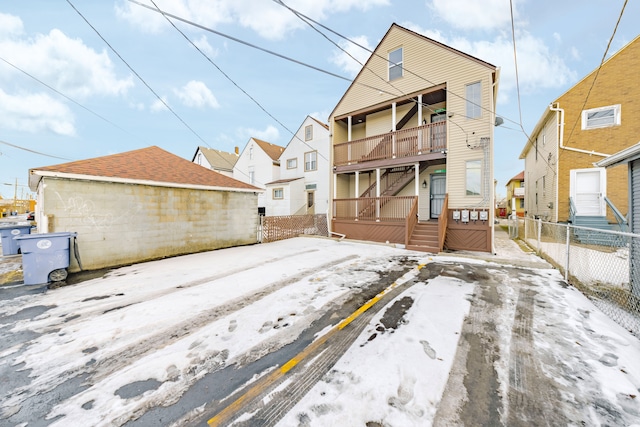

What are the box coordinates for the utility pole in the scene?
[13,178,17,214]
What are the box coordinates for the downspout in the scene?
[549,102,610,222]
[550,102,610,157]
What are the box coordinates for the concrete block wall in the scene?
[40,178,258,271]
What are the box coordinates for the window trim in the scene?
[304,150,317,172]
[286,158,297,169]
[581,104,621,130]
[465,81,482,119]
[388,47,403,81]
[304,125,313,141]
[273,188,284,199]
[465,159,482,196]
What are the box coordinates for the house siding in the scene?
[40,178,258,271]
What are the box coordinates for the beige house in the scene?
[520,35,640,228]
[28,146,260,272]
[330,24,499,253]
[192,146,239,177]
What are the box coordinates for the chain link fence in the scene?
[520,217,640,337]
[259,214,329,243]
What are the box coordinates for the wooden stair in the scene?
[407,221,439,253]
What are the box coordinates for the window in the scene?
[465,81,481,119]
[273,188,283,199]
[286,158,297,169]
[465,160,481,196]
[305,125,313,141]
[307,191,314,208]
[388,47,403,81]
[249,169,255,185]
[304,151,317,171]
[542,175,546,197]
[519,199,525,209]
[196,153,202,165]
[582,104,621,130]
[249,145,253,160]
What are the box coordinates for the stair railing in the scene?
[405,196,419,247]
[437,193,449,252]
[604,196,628,232]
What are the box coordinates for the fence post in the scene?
[564,223,570,282]
[536,218,541,254]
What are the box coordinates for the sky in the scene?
[1,0,639,200]
[1,236,639,425]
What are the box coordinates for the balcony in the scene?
[514,187,525,197]
[334,122,446,168]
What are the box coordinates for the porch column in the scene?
[355,170,359,221]
[376,168,381,221]
[333,173,337,219]
[392,102,397,158]
[417,95,423,154]
[415,163,420,196]
[347,116,352,164]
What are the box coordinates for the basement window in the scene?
[582,105,621,130]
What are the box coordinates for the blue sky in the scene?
[1,0,638,200]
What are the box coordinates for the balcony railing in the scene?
[333,196,417,222]
[334,122,446,167]
[514,187,525,197]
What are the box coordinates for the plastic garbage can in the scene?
[14,232,77,285]
[0,224,32,256]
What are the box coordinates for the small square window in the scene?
[582,105,621,130]
[304,151,317,172]
[273,188,283,199]
[305,125,313,141]
[389,47,403,81]
[287,158,297,169]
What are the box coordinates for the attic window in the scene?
[305,125,313,141]
[582,105,621,130]
[388,47,403,81]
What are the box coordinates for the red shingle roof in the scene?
[506,171,525,185]
[31,146,259,190]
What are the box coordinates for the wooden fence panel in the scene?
[261,214,329,243]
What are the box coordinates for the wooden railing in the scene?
[333,196,417,222]
[334,122,446,166]
[438,193,448,251]
[405,196,419,246]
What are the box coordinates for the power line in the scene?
[145,0,328,188]
[0,56,145,144]
[0,139,73,161]
[561,0,628,152]
[66,0,212,148]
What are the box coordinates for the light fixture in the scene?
[422,179,427,189]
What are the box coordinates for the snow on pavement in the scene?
[2,236,640,426]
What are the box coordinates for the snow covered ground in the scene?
[1,234,640,426]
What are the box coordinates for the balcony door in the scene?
[430,173,446,219]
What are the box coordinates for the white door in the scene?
[570,168,606,216]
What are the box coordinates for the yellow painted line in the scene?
[207,262,427,426]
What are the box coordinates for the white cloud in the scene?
[0,89,75,136]
[192,35,218,57]
[117,0,389,40]
[428,0,517,31]
[173,80,219,109]
[329,36,374,77]
[0,12,24,37]
[0,18,134,99]
[150,96,169,112]
[239,125,280,143]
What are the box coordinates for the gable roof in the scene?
[506,171,524,185]
[330,23,496,119]
[522,34,640,158]
[253,138,285,161]
[192,146,238,171]
[29,146,260,192]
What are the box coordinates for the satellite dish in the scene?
[494,117,504,126]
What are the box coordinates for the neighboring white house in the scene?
[265,116,330,216]
[233,138,285,214]
[191,146,239,177]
